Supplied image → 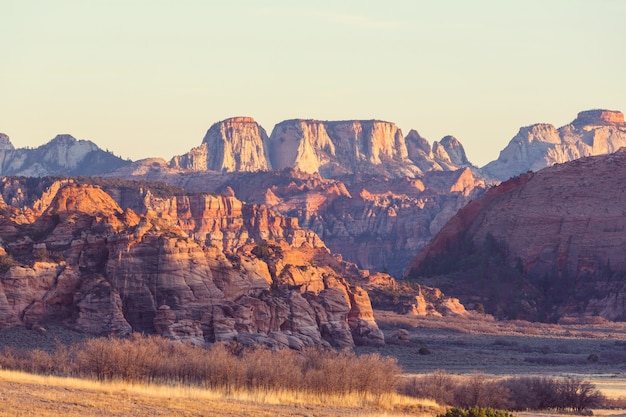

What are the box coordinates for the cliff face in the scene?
[268,119,473,178]
[482,110,626,180]
[406,150,626,322]
[0,134,130,176]
[171,117,271,172]
[104,165,490,278]
[170,117,472,179]
[0,179,391,348]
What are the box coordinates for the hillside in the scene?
[405,149,626,322]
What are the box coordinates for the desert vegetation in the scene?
[402,371,604,412]
[0,331,615,416]
[0,334,447,416]
[0,334,398,395]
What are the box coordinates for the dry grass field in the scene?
[0,369,442,417]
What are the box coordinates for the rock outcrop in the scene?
[104,166,490,277]
[268,119,424,178]
[406,149,626,322]
[482,109,626,181]
[171,117,271,172]
[0,179,386,348]
[169,117,473,179]
[0,134,130,176]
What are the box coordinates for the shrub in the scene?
[0,334,400,396]
[0,255,15,273]
[502,376,604,412]
[401,370,457,405]
[437,407,515,417]
[453,373,511,409]
[418,347,431,355]
[251,241,272,260]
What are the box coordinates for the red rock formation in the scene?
[0,179,385,348]
[572,109,625,127]
[406,150,626,321]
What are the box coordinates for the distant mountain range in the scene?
[1,109,624,182]
[0,109,624,278]
[0,133,130,176]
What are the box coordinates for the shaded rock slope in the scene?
[405,149,626,322]
[0,178,464,348]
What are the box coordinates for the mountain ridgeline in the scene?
[0,134,130,176]
[170,118,473,178]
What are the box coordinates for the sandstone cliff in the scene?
[170,117,271,172]
[0,179,392,348]
[104,165,490,277]
[406,149,626,322]
[482,110,626,180]
[268,119,424,178]
[168,117,473,179]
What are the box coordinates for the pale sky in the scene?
[1,0,625,166]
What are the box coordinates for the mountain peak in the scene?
[50,134,78,143]
[171,116,271,172]
[572,109,625,127]
[0,133,15,151]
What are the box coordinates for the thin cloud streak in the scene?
[249,6,403,29]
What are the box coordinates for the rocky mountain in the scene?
[0,134,130,176]
[405,149,626,322]
[105,162,489,277]
[171,117,473,179]
[482,109,626,181]
[0,178,465,347]
[170,117,271,172]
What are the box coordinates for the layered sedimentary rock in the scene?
[0,179,390,348]
[169,117,472,179]
[406,149,626,322]
[482,109,626,180]
[104,165,489,277]
[267,119,473,178]
[170,117,271,172]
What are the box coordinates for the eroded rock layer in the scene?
[0,179,395,348]
[406,150,626,322]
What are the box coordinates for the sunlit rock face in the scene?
[171,117,271,172]
[268,119,472,178]
[482,110,626,181]
[0,179,388,348]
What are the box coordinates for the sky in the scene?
[1,0,625,166]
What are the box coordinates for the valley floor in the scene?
[0,370,441,417]
[364,311,626,378]
[5,312,626,416]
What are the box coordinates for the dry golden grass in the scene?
[0,369,443,417]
